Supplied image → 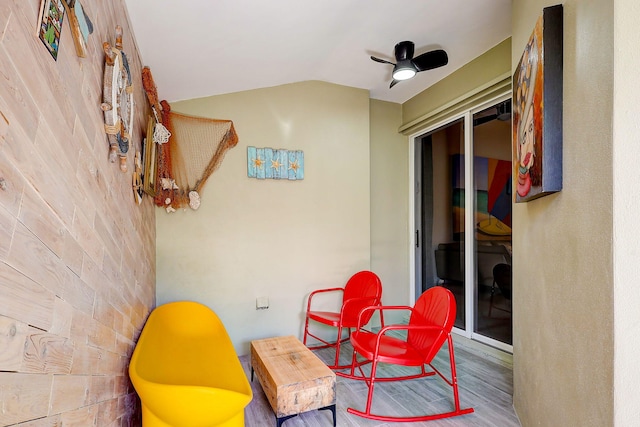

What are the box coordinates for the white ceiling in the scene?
[123,0,511,104]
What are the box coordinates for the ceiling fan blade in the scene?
[371,55,394,65]
[389,79,400,88]
[394,41,415,62]
[412,49,449,72]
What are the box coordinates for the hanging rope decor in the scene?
[142,67,238,212]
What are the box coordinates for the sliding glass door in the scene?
[414,96,512,351]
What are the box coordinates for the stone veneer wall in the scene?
[0,1,155,425]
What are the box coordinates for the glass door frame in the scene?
[409,91,513,354]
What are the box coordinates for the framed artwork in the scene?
[247,147,304,180]
[513,4,563,203]
[37,0,66,60]
[142,117,158,196]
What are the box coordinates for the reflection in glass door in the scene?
[414,97,512,350]
[415,118,466,330]
[471,100,512,346]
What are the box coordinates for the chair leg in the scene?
[446,334,464,413]
[303,320,337,351]
[332,327,343,369]
[349,348,358,376]
[304,322,353,370]
[488,281,511,316]
[328,327,353,369]
[303,315,310,346]
[488,282,496,317]
[364,359,379,415]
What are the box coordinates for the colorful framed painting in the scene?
[512,4,563,203]
[38,0,66,60]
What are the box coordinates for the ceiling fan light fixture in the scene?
[392,61,416,81]
[372,40,448,88]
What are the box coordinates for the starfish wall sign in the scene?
[247,147,304,180]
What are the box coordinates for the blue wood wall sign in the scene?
[247,147,304,180]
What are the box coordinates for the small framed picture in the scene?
[37,0,66,60]
[62,0,92,58]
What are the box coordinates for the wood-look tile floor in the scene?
[241,340,521,427]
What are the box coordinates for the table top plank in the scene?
[251,336,334,388]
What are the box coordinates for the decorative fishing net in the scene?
[142,67,238,211]
[157,101,238,211]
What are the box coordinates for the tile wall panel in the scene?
[0,0,155,424]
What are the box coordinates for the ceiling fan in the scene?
[371,41,448,88]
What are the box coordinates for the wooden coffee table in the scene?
[251,335,336,427]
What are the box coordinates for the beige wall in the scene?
[613,1,640,424]
[0,1,155,425]
[157,81,371,355]
[512,1,614,425]
[369,99,409,315]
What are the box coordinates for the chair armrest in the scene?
[371,323,447,351]
[306,287,344,312]
[354,305,412,330]
[378,323,445,335]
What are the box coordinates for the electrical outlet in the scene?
[256,297,269,310]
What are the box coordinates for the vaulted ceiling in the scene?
[124,0,511,104]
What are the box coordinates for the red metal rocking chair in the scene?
[337,285,474,422]
[303,270,383,369]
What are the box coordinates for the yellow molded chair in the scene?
[129,301,252,426]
